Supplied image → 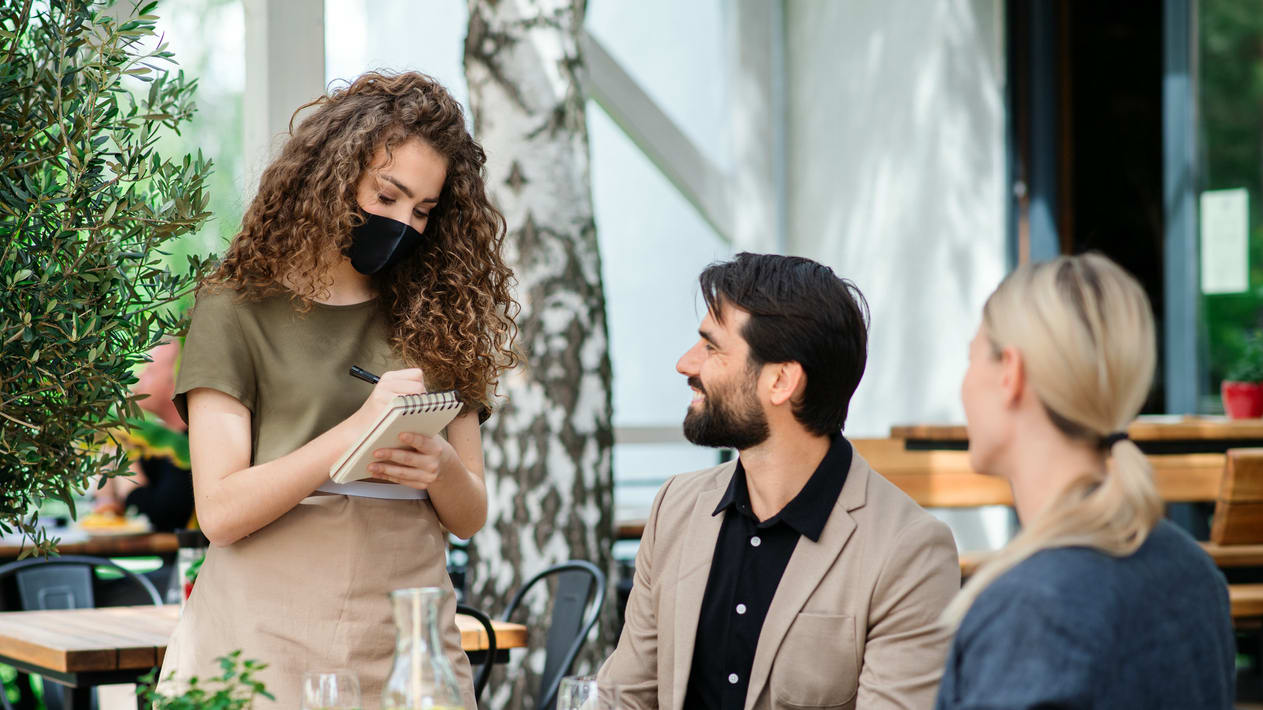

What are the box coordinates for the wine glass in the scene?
[301,669,361,710]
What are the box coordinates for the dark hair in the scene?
[699,252,869,434]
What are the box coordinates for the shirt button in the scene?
[728,673,739,685]
[750,536,762,548]
[736,603,747,615]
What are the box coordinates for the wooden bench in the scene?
[862,441,1263,621]
[1210,449,1263,621]
[849,438,1227,508]
[1211,449,1263,545]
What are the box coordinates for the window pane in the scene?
[1198,0,1263,407]
[590,101,732,426]
[153,0,246,269]
[325,0,469,111]
[590,100,733,520]
[586,0,730,168]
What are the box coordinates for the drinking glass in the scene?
[301,669,362,710]
[556,675,600,710]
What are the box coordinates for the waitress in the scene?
[158,71,518,709]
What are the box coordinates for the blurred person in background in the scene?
[95,338,196,532]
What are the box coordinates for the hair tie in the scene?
[1101,431,1129,449]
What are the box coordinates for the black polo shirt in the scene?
[683,435,852,710]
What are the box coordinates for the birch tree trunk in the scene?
[464,1,616,708]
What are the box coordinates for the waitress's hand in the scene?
[368,432,455,490]
[351,368,426,429]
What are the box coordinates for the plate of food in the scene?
[77,512,152,536]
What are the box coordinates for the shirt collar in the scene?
[712,433,852,542]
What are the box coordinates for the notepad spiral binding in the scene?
[399,391,461,415]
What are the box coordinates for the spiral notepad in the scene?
[329,390,463,484]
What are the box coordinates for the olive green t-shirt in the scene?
[174,287,405,466]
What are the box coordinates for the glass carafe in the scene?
[381,587,465,710]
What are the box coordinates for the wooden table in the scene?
[0,605,527,709]
[891,417,1263,454]
[0,532,179,561]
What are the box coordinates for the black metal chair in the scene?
[479,560,606,710]
[448,537,471,603]
[456,603,497,706]
[0,555,163,710]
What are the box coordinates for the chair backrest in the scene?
[500,560,606,710]
[457,603,497,706]
[1211,449,1263,545]
[0,555,163,611]
[17,564,93,610]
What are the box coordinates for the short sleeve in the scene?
[173,287,256,423]
[465,384,496,425]
[453,376,500,426]
[466,402,492,426]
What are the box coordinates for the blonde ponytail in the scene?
[942,254,1162,627]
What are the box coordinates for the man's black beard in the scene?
[682,374,770,450]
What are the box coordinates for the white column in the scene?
[243,0,326,193]
[727,0,787,254]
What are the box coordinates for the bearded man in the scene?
[599,253,960,710]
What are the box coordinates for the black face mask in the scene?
[347,212,426,275]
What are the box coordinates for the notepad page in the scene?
[330,393,462,484]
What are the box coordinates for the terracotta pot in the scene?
[1222,381,1263,419]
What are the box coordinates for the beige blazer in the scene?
[599,447,960,710]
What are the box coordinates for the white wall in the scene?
[325,0,469,110]
[786,0,1008,437]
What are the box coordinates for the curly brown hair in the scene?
[204,71,519,411]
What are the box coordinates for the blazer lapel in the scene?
[742,456,871,710]
[669,462,734,710]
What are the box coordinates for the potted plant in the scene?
[1223,330,1263,419]
[0,0,213,555]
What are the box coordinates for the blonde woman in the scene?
[936,254,1234,709]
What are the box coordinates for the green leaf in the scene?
[0,0,213,555]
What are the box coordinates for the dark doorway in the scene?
[1009,1,1166,412]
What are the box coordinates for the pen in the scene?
[349,365,380,385]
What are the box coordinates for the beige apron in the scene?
[160,493,476,709]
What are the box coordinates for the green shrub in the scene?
[0,0,214,555]
[138,651,274,710]
[1226,329,1263,383]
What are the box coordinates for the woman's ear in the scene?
[999,345,1025,407]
